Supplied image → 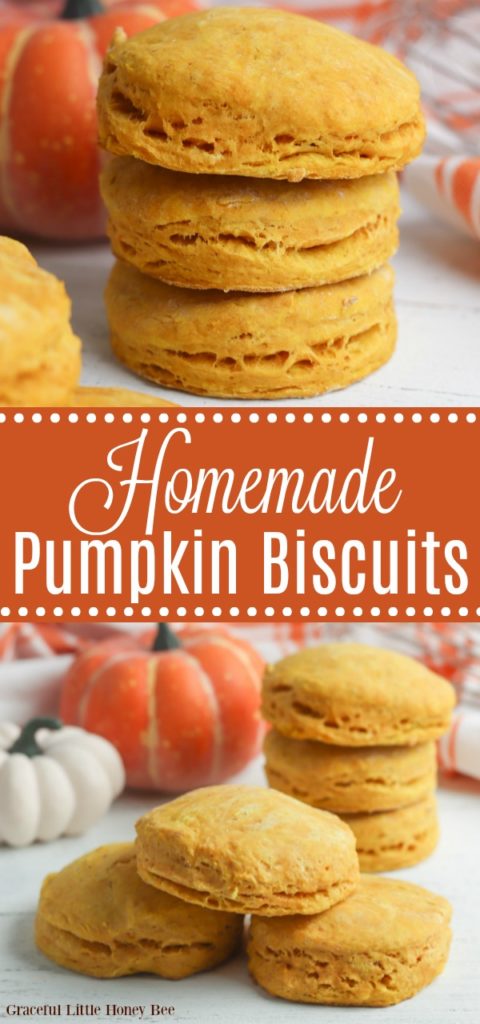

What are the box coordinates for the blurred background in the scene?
[1,620,479,782]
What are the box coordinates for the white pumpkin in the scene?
[0,718,125,847]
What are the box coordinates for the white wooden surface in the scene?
[0,756,479,1023]
[33,191,480,408]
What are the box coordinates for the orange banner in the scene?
[0,407,477,622]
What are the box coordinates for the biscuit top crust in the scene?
[38,843,233,940]
[251,876,452,954]
[102,8,420,132]
[264,643,456,719]
[99,8,423,172]
[0,236,70,354]
[136,785,357,893]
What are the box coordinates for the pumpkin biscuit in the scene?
[135,784,359,916]
[341,793,440,872]
[262,643,455,745]
[35,843,243,978]
[97,8,424,182]
[101,157,400,292]
[105,261,396,399]
[248,875,452,1007]
[0,236,81,405]
[264,730,437,814]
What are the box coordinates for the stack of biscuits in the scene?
[36,783,453,1008]
[262,643,456,871]
[97,6,425,400]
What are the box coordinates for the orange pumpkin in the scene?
[60,624,266,791]
[0,0,197,240]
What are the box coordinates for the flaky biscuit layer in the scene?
[106,261,396,399]
[102,158,400,292]
[264,731,437,813]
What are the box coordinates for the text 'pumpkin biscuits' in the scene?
[262,643,455,745]
[341,793,440,872]
[264,730,437,814]
[0,236,81,405]
[36,843,243,978]
[98,8,424,182]
[135,785,359,916]
[248,876,452,1007]
[105,261,396,399]
[101,158,400,293]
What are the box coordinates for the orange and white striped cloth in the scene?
[0,622,147,659]
[0,621,479,783]
[438,707,480,780]
[0,623,87,660]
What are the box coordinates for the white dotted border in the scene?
[1,408,477,619]
[1,606,477,620]
[0,410,477,426]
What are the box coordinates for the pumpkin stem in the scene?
[153,623,182,652]
[62,0,104,19]
[8,717,62,758]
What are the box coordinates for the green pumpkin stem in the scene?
[62,0,104,20]
[153,623,182,652]
[8,717,62,758]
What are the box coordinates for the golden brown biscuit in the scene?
[69,386,176,406]
[248,875,452,1007]
[105,261,396,399]
[341,793,439,872]
[35,843,243,978]
[135,785,359,916]
[263,643,455,745]
[0,236,81,405]
[264,730,437,813]
[101,158,400,292]
[98,9,424,181]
